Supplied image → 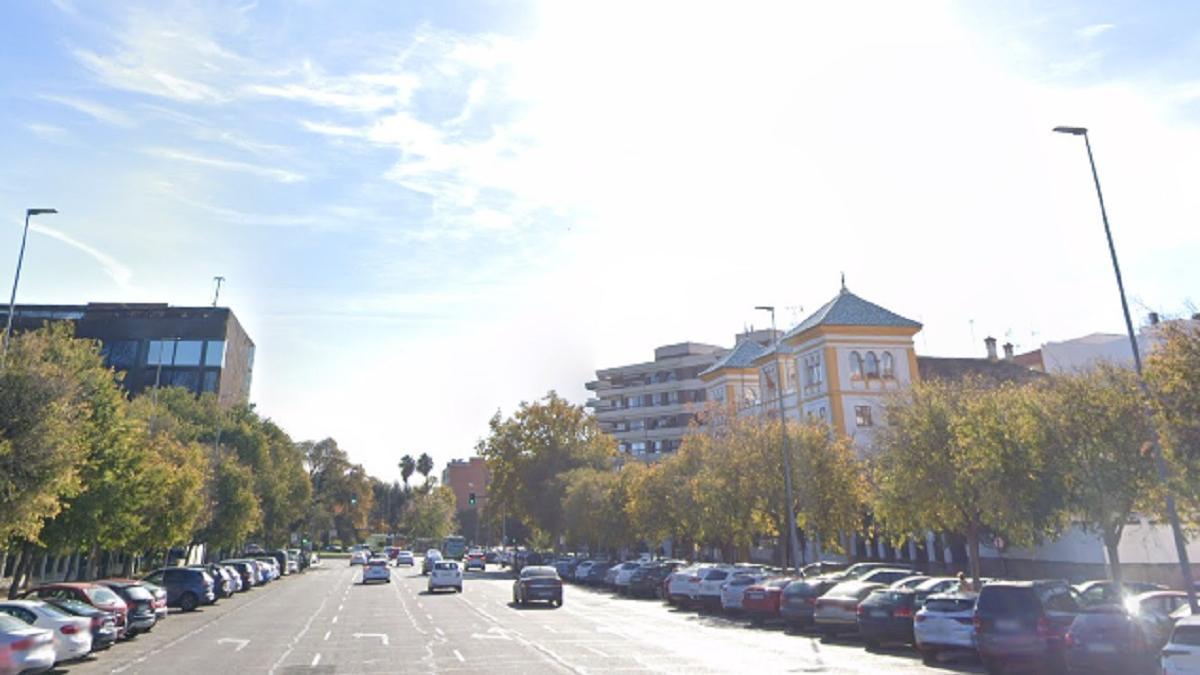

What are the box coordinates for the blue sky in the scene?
[2,1,1199,479]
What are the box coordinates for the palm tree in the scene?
[416,453,434,483]
[399,455,415,487]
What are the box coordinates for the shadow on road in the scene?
[506,601,561,610]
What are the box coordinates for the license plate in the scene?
[870,610,889,619]
[746,593,763,599]
[996,619,1021,632]
[1087,643,1117,653]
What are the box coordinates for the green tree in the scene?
[1042,367,1157,586]
[416,453,434,483]
[399,455,416,487]
[200,454,261,554]
[1146,321,1200,517]
[478,392,616,545]
[404,485,457,541]
[874,378,1066,587]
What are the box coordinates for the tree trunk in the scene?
[7,547,27,598]
[966,521,982,589]
[1104,527,1124,587]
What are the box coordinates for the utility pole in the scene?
[756,305,803,573]
[212,276,225,307]
[2,208,57,368]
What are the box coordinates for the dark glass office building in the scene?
[5,303,255,407]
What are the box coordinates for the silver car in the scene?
[0,612,55,675]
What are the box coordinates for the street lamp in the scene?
[2,208,58,363]
[755,305,803,573]
[1053,126,1198,612]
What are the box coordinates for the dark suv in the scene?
[975,580,1080,673]
[142,567,216,611]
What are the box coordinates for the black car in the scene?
[780,578,839,630]
[1064,606,1157,675]
[975,580,1080,674]
[585,561,615,586]
[856,588,918,649]
[513,566,564,607]
[190,564,235,598]
[44,597,119,651]
[629,562,681,599]
[221,560,257,591]
[96,580,158,635]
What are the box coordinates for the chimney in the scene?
[1003,342,1014,362]
[1149,312,1160,325]
[985,336,998,362]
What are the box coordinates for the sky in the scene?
[2,1,1199,481]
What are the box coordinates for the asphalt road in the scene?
[57,561,986,674]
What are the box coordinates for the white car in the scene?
[612,562,643,594]
[428,561,463,593]
[350,550,369,566]
[573,561,595,582]
[362,558,391,584]
[913,592,978,664]
[1161,615,1200,675]
[666,565,702,605]
[394,550,415,567]
[0,599,92,663]
[720,573,767,612]
[691,566,742,609]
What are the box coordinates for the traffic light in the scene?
[468,492,476,506]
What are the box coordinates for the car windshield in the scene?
[86,587,122,605]
[1173,625,1200,647]
[522,567,558,578]
[978,587,1040,614]
[34,601,71,618]
[925,597,977,613]
[434,562,458,571]
[48,598,94,615]
[125,586,153,601]
[0,614,31,631]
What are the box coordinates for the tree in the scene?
[791,421,868,558]
[874,378,1066,587]
[1042,367,1157,586]
[562,467,636,553]
[416,453,434,483]
[477,392,616,546]
[200,455,261,554]
[1146,320,1200,516]
[399,455,416,486]
[404,485,456,541]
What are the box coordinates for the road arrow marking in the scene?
[217,638,249,652]
[352,633,389,646]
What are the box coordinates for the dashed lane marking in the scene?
[454,649,466,663]
[323,630,330,641]
[311,654,321,667]
[585,646,610,658]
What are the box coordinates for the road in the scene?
[59,561,985,674]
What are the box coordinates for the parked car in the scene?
[42,598,118,653]
[974,579,1080,674]
[287,549,303,573]
[254,557,281,581]
[691,566,740,610]
[1125,590,1189,649]
[464,550,486,572]
[1064,605,1157,675]
[912,577,961,607]
[629,562,681,599]
[137,580,170,620]
[585,561,615,586]
[603,564,621,588]
[720,573,768,613]
[857,568,918,586]
[743,577,796,626]
[890,575,931,590]
[781,578,840,631]
[0,613,55,675]
[190,564,234,598]
[611,562,643,594]
[428,561,463,593]
[914,591,979,665]
[220,560,258,590]
[25,583,129,640]
[800,561,848,578]
[362,558,391,584]
[814,580,887,638]
[665,565,704,606]
[1161,615,1200,675]
[350,550,369,566]
[828,562,913,582]
[0,600,92,663]
[271,550,291,576]
[394,550,415,567]
[95,580,157,635]
[422,550,443,576]
[141,567,216,612]
[513,566,563,607]
[856,588,918,649]
[1075,580,1168,608]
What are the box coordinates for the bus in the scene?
[442,535,467,560]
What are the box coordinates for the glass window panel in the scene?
[101,340,139,369]
[147,340,176,365]
[174,340,203,366]
[202,370,220,393]
[169,369,200,391]
[204,340,225,367]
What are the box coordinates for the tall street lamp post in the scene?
[1053,126,1197,612]
[756,305,803,573]
[2,208,58,365]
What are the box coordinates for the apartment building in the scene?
[586,342,727,458]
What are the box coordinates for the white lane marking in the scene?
[352,632,389,646]
[435,627,445,636]
[311,654,321,667]
[266,575,337,675]
[338,603,344,612]
[454,649,466,663]
[426,613,433,621]
[332,616,338,624]
[217,638,250,651]
[323,630,330,641]
[543,625,559,633]
[585,646,610,658]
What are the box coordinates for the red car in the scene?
[27,582,130,639]
[742,578,797,626]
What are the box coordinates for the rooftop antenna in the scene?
[840,272,847,292]
[212,276,225,307]
[969,319,976,351]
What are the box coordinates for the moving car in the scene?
[1161,615,1200,675]
[1064,606,1157,675]
[394,550,415,567]
[913,591,978,665]
[141,567,216,612]
[464,550,486,572]
[42,597,118,652]
[814,580,887,638]
[780,578,839,631]
[513,566,564,607]
[0,613,54,675]
[0,600,92,663]
[422,550,443,576]
[350,550,369,566]
[362,558,391,584]
[25,583,129,640]
[856,588,918,649]
[974,580,1080,675]
[96,580,157,635]
[428,561,463,593]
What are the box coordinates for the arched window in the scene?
[849,351,863,380]
[881,352,895,379]
[865,351,880,379]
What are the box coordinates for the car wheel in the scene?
[179,592,198,612]
[982,657,1005,675]
[920,648,937,666]
[864,638,880,652]
[456,586,463,593]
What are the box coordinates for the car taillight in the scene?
[805,597,816,606]
[1064,632,1076,649]
[973,616,982,633]
[689,576,700,583]
[61,624,80,635]
[1036,616,1051,638]
[856,604,866,617]
[915,613,926,623]
[894,606,913,619]
[10,637,41,651]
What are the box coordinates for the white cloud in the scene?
[26,123,68,141]
[145,147,305,183]
[1077,23,1115,39]
[29,223,134,290]
[39,94,134,127]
